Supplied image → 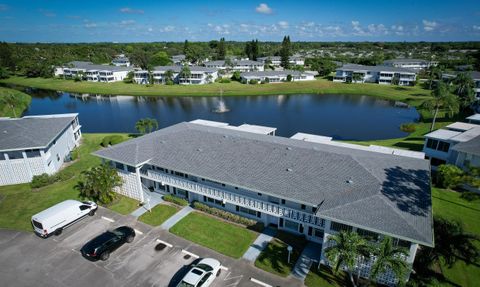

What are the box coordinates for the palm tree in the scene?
[352,73,363,83]
[370,236,409,284]
[325,231,370,287]
[164,69,174,84]
[428,66,442,90]
[454,72,475,109]
[1,92,18,117]
[422,81,459,131]
[135,119,148,134]
[75,163,123,205]
[145,118,158,133]
[180,65,191,84]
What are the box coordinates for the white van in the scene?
[31,200,98,238]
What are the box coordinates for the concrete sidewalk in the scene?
[130,192,164,218]
[242,227,277,262]
[160,205,193,230]
[291,242,322,280]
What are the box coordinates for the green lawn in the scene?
[0,86,31,117]
[0,133,134,231]
[108,195,140,215]
[254,231,307,277]
[430,187,480,287]
[139,203,179,226]
[305,265,351,287]
[1,76,430,101]
[170,212,258,258]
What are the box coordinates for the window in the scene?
[437,141,450,152]
[115,162,124,170]
[56,154,60,161]
[0,152,5,160]
[284,220,299,231]
[430,157,446,166]
[205,196,224,207]
[176,188,188,198]
[330,222,353,232]
[25,149,41,158]
[258,193,262,196]
[127,165,135,173]
[426,139,438,149]
[301,204,306,210]
[79,205,90,211]
[268,196,279,204]
[238,206,259,217]
[281,199,286,205]
[7,151,23,159]
[357,228,378,240]
[313,228,324,239]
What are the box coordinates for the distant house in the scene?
[423,120,480,170]
[0,114,82,186]
[55,61,133,83]
[240,70,315,83]
[134,66,218,85]
[204,60,264,72]
[466,113,480,125]
[171,55,187,66]
[111,54,131,67]
[383,59,437,71]
[257,56,305,67]
[333,64,417,86]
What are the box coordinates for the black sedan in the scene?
[81,226,135,261]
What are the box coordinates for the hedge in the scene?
[192,201,264,232]
[101,135,124,147]
[400,123,416,133]
[163,194,189,206]
[31,169,75,189]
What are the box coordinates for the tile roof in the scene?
[94,122,433,246]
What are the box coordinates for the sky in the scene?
[0,0,479,43]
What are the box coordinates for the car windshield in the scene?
[110,229,124,236]
[195,264,213,272]
[178,281,195,287]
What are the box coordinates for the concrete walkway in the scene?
[130,192,165,218]
[242,227,277,262]
[291,242,322,280]
[160,205,194,230]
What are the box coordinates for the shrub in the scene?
[400,123,416,133]
[31,173,52,188]
[192,201,264,231]
[70,148,80,160]
[220,78,231,83]
[249,79,258,85]
[101,135,124,147]
[163,194,189,206]
[437,164,465,189]
[165,79,174,85]
[231,71,241,81]
[286,74,293,82]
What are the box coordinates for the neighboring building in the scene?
[133,66,218,85]
[383,59,437,71]
[94,120,433,286]
[451,135,480,170]
[171,55,187,66]
[111,54,131,67]
[466,113,480,125]
[0,114,82,186]
[204,60,264,72]
[55,61,133,83]
[240,70,315,83]
[423,121,480,170]
[333,64,417,86]
[257,56,305,67]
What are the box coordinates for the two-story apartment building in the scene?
[0,114,82,186]
[240,70,315,83]
[204,60,264,72]
[111,54,131,67]
[383,59,438,71]
[257,56,305,67]
[423,121,480,170]
[133,66,218,85]
[94,120,433,286]
[56,61,133,83]
[333,64,417,86]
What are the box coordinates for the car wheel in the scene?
[54,228,62,236]
[216,269,221,277]
[126,235,134,243]
[89,209,96,216]
[101,251,110,261]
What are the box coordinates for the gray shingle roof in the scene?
[152,65,218,73]
[94,122,433,246]
[383,58,429,64]
[241,70,306,77]
[0,114,76,151]
[339,64,417,74]
[64,61,132,72]
[452,135,480,156]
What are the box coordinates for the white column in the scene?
[407,243,419,264]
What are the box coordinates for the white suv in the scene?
[177,258,221,287]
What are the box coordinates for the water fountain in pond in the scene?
[212,89,230,113]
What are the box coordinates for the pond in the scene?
[18,88,419,140]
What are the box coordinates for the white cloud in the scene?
[159,25,175,32]
[119,7,144,14]
[84,22,98,28]
[120,20,135,25]
[148,27,153,32]
[473,25,480,31]
[278,21,289,29]
[423,20,437,31]
[255,3,272,14]
[351,20,366,35]
[39,9,56,17]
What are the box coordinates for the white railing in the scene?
[142,169,325,227]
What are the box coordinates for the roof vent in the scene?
[286,168,293,172]
[286,147,292,150]
[197,148,202,152]
[346,179,353,184]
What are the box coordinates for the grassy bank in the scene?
[0,86,31,117]
[0,76,430,102]
[0,133,136,231]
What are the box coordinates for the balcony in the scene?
[142,169,325,227]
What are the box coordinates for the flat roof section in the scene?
[445,122,479,132]
[424,129,462,141]
[466,114,480,122]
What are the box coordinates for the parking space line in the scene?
[101,216,115,223]
[250,278,272,287]
[133,228,143,235]
[181,249,199,258]
[155,239,173,248]
[219,265,229,271]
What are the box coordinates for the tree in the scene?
[135,118,158,134]
[131,49,150,70]
[422,81,459,131]
[150,51,172,66]
[231,71,241,81]
[418,217,479,272]
[286,74,292,82]
[123,71,134,84]
[0,66,9,79]
[183,40,189,55]
[0,42,15,70]
[280,36,292,69]
[325,231,370,287]
[245,39,259,60]
[391,74,400,85]
[164,69,175,84]
[217,38,226,60]
[75,163,123,205]
[352,73,363,83]
[427,66,442,90]
[437,164,465,189]
[180,65,191,81]
[135,119,148,134]
[370,236,409,284]
[0,91,18,117]
[453,72,475,109]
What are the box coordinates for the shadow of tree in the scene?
[392,142,424,151]
[382,166,431,217]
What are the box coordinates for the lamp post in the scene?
[287,245,293,264]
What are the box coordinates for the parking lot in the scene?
[0,207,302,287]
